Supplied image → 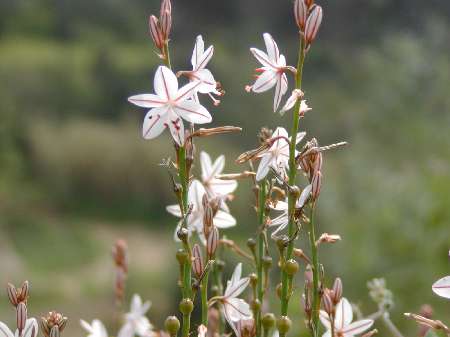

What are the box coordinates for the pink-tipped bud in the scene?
[160,0,172,18]
[305,5,323,45]
[305,0,314,8]
[332,278,343,304]
[16,302,27,334]
[311,170,322,201]
[159,0,172,41]
[192,244,204,279]
[149,15,164,50]
[322,290,333,315]
[20,281,29,302]
[294,0,308,31]
[313,152,323,175]
[206,226,219,259]
[7,283,18,307]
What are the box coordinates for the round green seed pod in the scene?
[262,313,276,330]
[285,259,299,276]
[179,299,194,315]
[164,316,180,335]
[247,238,257,250]
[250,299,261,312]
[249,273,258,288]
[262,255,273,269]
[277,316,292,334]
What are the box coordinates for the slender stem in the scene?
[308,206,320,337]
[256,181,267,337]
[279,34,306,335]
[201,271,210,326]
[381,313,406,337]
[330,315,335,337]
[163,41,172,69]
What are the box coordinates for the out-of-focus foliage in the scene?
[0,1,449,337]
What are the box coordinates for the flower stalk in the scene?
[308,205,320,337]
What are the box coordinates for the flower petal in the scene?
[167,113,185,146]
[273,73,288,112]
[224,298,252,321]
[297,184,312,208]
[341,319,374,336]
[432,276,450,299]
[194,69,218,94]
[128,94,166,108]
[250,47,275,68]
[319,311,331,330]
[191,35,205,69]
[166,204,182,217]
[209,179,237,195]
[252,70,278,93]
[142,108,168,140]
[210,155,225,179]
[230,263,243,287]
[256,153,273,181]
[154,66,178,100]
[0,322,14,337]
[263,33,280,64]
[200,151,213,182]
[189,180,207,209]
[117,323,134,337]
[174,100,212,124]
[334,298,353,330]
[195,45,214,71]
[175,81,202,103]
[214,210,236,228]
[20,319,38,337]
[270,200,288,211]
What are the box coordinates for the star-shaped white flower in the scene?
[255,127,306,181]
[0,318,38,337]
[166,180,236,242]
[270,184,311,237]
[249,33,289,112]
[128,66,212,146]
[220,263,252,336]
[118,294,154,337]
[80,320,108,337]
[432,276,450,299]
[319,298,374,337]
[200,151,237,212]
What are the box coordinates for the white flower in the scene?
[319,298,374,337]
[432,276,450,299]
[186,36,221,103]
[255,127,306,181]
[249,33,289,112]
[200,151,237,212]
[118,294,154,337]
[269,184,311,238]
[220,263,252,336]
[280,89,311,116]
[80,320,108,337]
[166,180,236,242]
[128,66,212,146]
[0,318,38,337]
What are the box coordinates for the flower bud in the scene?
[177,227,189,242]
[40,312,67,337]
[311,170,322,201]
[179,299,194,315]
[284,259,300,276]
[305,6,323,45]
[247,238,257,252]
[7,283,18,307]
[164,316,180,336]
[332,278,343,304]
[262,255,273,269]
[305,265,313,286]
[294,0,308,31]
[149,15,164,50]
[305,0,314,8]
[249,273,258,288]
[176,249,189,265]
[159,0,172,41]
[49,326,59,337]
[16,302,27,333]
[206,226,219,259]
[322,290,333,315]
[250,299,261,312]
[192,244,204,279]
[277,316,292,334]
[262,313,276,330]
[20,281,29,302]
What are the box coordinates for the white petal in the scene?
[80,320,94,334]
[252,70,278,93]
[334,298,353,330]
[214,210,236,228]
[321,331,332,337]
[130,294,142,313]
[263,33,280,63]
[250,48,275,68]
[191,35,205,69]
[226,298,252,320]
[200,151,213,182]
[0,323,14,337]
[280,91,299,115]
[271,200,288,211]
[273,73,288,112]
[174,100,212,124]
[295,131,307,145]
[297,184,312,208]
[117,323,134,337]
[128,94,166,108]
[341,320,374,336]
[189,180,207,210]
[194,69,217,93]
[167,112,185,146]
[209,179,237,195]
[225,276,249,299]
[319,311,331,330]
[230,263,242,287]
[195,45,214,71]
[272,127,289,140]
[432,276,450,299]
[210,155,225,178]
[175,81,203,103]
[142,108,168,140]
[92,320,108,337]
[19,319,38,337]
[154,66,178,100]
[256,154,273,181]
[270,217,288,238]
[166,204,182,217]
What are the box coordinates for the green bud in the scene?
[276,316,292,334]
[262,255,273,269]
[250,299,261,312]
[247,238,257,251]
[262,313,276,330]
[289,186,301,199]
[249,273,258,288]
[176,249,188,265]
[179,299,194,315]
[164,316,180,335]
[276,235,289,250]
[285,259,299,276]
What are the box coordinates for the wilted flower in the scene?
[248,33,290,112]
[118,295,154,337]
[167,180,236,242]
[200,151,237,211]
[0,318,38,337]
[40,312,68,337]
[128,66,212,146]
[280,89,311,117]
[255,127,306,181]
[319,298,374,337]
[432,276,450,299]
[80,320,108,337]
[216,263,252,335]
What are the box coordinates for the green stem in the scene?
[279,35,306,333]
[308,206,320,337]
[201,271,210,326]
[256,181,267,337]
[163,41,172,69]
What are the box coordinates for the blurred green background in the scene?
[0,0,449,336]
